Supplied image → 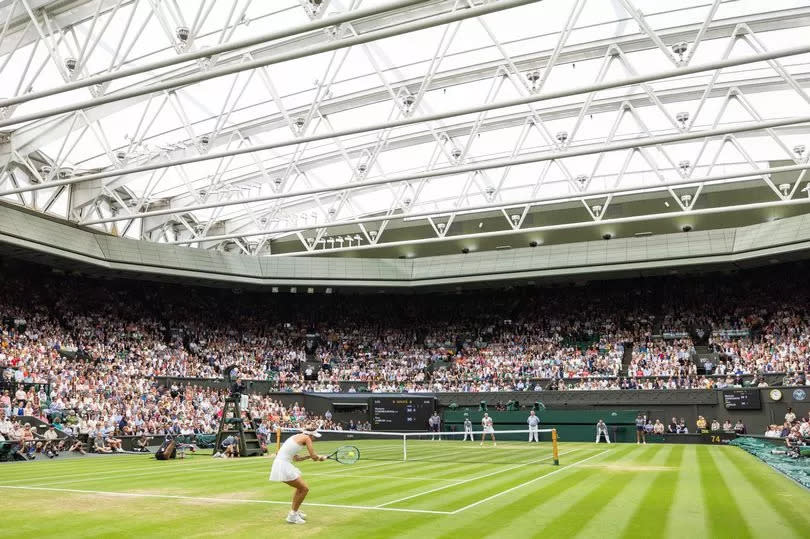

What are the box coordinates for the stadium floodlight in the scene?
[591,204,603,217]
[676,112,689,127]
[526,70,541,91]
[176,26,190,44]
[672,41,688,61]
[779,183,791,196]
[680,194,693,206]
[401,94,416,112]
[64,58,78,73]
[795,144,806,158]
[11,46,810,202]
[678,160,691,173]
[556,131,569,144]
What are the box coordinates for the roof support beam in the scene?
[163,161,810,245]
[3,42,810,200]
[0,0,428,110]
[275,196,810,256]
[0,0,539,128]
[74,113,810,225]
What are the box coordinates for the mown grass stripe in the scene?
[698,445,753,539]
[535,446,662,537]
[572,445,675,538]
[421,447,634,539]
[5,442,808,539]
[618,445,684,538]
[468,447,640,538]
[664,446,711,539]
[723,447,810,527]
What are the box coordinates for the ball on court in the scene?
[348,451,355,457]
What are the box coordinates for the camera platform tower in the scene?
[215,395,263,457]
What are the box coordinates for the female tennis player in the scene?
[269,422,326,524]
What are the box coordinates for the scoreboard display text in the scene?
[370,397,436,430]
[722,389,761,410]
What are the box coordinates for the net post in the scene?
[403,434,407,462]
[552,429,559,466]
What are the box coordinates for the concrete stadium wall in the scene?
[154,377,809,438]
[3,203,810,287]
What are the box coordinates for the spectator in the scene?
[93,432,113,454]
[42,425,59,457]
[668,417,678,433]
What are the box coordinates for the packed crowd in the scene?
[0,261,809,438]
[764,407,810,442]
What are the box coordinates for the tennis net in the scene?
[276,428,560,465]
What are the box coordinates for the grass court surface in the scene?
[1,440,808,538]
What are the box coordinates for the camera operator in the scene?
[135,434,153,453]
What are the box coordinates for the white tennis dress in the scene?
[269,436,303,482]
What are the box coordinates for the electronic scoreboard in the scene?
[722,389,761,410]
[370,396,436,430]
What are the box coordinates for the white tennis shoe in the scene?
[286,511,306,524]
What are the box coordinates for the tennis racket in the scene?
[325,445,360,464]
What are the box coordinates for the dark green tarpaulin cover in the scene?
[730,436,810,489]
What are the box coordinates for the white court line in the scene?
[0,485,451,514]
[374,448,581,508]
[449,449,611,514]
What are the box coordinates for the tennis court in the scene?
[1,441,808,538]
